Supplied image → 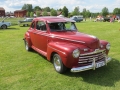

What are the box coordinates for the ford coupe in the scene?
[23,16,111,73]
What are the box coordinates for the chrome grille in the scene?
[79,51,105,64]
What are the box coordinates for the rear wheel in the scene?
[53,54,67,73]
[1,25,7,29]
[24,24,28,26]
[24,40,31,51]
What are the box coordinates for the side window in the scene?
[28,19,33,21]
[74,17,77,20]
[36,21,46,31]
[31,22,35,29]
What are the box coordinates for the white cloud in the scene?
[113,0,120,8]
[0,0,120,12]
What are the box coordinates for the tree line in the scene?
[22,4,120,18]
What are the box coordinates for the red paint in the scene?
[24,16,110,69]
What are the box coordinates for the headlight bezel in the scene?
[106,43,110,50]
[72,49,80,58]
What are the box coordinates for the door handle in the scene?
[33,32,37,34]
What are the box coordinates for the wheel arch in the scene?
[23,32,32,48]
[50,52,57,62]
[1,24,7,29]
[47,42,79,68]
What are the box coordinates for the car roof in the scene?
[33,16,76,23]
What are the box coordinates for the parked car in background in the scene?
[96,17,104,21]
[0,18,11,29]
[95,17,111,22]
[70,15,83,22]
[18,18,33,26]
[116,14,120,20]
[103,17,111,22]
[23,16,111,73]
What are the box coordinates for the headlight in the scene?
[72,49,80,58]
[106,43,110,50]
[100,44,103,48]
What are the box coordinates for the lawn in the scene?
[0,17,24,25]
[0,19,120,90]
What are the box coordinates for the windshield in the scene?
[24,18,33,21]
[49,22,77,31]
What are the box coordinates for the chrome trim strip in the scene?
[93,58,96,70]
[29,31,85,44]
[49,35,85,44]
[71,56,112,72]
[79,53,104,59]
[56,37,85,43]
[80,49,105,56]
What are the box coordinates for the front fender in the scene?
[100,40,110,54]
[47,42,79,68]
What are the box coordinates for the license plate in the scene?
[96,61,105,68]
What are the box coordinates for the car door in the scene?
[28,21,38,47]
[34,21,48,53]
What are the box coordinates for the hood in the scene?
[51,31,100,49]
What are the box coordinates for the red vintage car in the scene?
[23,16,111,73]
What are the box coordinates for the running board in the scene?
[31,46,47,57]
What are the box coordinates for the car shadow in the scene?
[26,49,47,60]
[24,48,120,87]
[20,25,30,27]
[64,58,120,87]
[0,28,20,30]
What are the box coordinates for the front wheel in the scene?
[53,54,67,73]
[1,25,7,29]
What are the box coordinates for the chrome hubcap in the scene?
[25,42,28,50]
[2,25,6,29]
[54,55,61,71]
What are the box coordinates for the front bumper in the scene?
[71,56,111,72]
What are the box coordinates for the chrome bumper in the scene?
[71,56,112,72]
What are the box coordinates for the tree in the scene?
[26,11,30,17]
[91,12,100,18]
[86,10,91,18]
[43,7,51,12]
[22,4,27,10]
[82,8,87,21]
[42,11,48,16]
[101,7,109,16]
[50,9,57,16]
[58,8,62,11]
[28,4,33,12]
[72,6,80,16]
[113,8,120,15]
[36,11,40,17]
[22,4,33,12]
[68,13,72,18]
[30,12,34,17]
[34,6,41,11]
[62,6,69,17]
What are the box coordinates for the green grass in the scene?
[0,20,120,90]
[0,17,24,25]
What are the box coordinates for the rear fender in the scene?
[24,32,32,47]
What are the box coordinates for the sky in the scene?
[0,0,120,13]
